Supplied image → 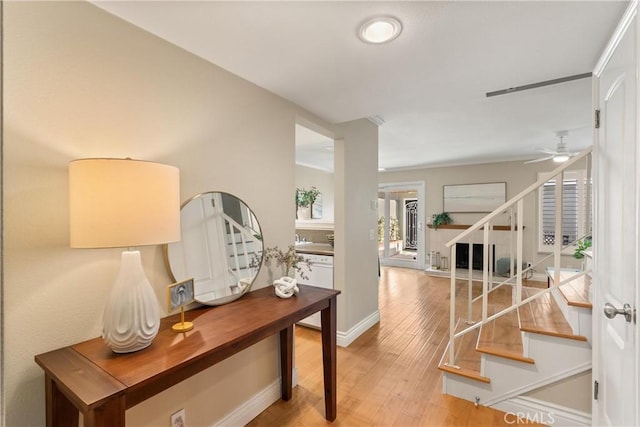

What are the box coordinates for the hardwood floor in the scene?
[247,267,541,426]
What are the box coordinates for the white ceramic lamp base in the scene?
[102,250,160,353]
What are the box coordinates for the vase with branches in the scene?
[263,245,312,280]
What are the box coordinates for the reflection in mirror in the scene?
[165,192,263,306]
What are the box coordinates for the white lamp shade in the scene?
[69,158,181,248]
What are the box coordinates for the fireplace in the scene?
[456,243,495,271]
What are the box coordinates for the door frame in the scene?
[378,182,425,270]
[592,1,639,424]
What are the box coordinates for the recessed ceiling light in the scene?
[358,16,402,44]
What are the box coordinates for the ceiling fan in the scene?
[525,131,578,164]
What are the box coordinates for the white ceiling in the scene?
[94,1,628,171]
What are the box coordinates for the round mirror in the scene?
[165,191,263,306]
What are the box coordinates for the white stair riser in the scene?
[551,288,592,343]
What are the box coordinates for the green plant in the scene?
[574,236,592,259]
[295,187,320,208]
[432,212,452,229]
[263,245,311,279]
[378,216,400,241]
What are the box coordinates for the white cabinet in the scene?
[295,253,334,328]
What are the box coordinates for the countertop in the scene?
[295,243,334,256]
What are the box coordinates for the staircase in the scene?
[438,148,593,425]
[223,214,262,287]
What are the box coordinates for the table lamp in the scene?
[69,158,180,353]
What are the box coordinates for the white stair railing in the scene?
[222,213,262,282]
[444,147,592,369]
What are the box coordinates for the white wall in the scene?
[2,2,378,425]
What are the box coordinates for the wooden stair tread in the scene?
[438,363,490,383]
[519,288,587,341]
[477,310,535,364]
[558,276,592,309]
[548,269,592,309]
[452,321,481,372]
[438,319,485,382]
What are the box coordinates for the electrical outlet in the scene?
[171,408,186,427]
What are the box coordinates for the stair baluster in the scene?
[443,147,593,382]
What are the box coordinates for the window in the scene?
[538,170,590,253]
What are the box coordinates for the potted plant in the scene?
[295,187,320,219]
[432,212,452,229]
[573,236,592,259]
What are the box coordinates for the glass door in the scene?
[378,182,425,269]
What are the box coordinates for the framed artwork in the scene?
[443,182,506,213]
[312,194,323,219]
[167,278,195,312]
[167,278,196,332]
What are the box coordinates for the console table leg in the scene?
[321,296,337,421]
[83,395,125,427]
[279,325,294,401]
[45,374,78,427]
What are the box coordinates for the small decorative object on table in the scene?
[167,278,195,332]
[273,276,299,298]
[326,234,335,247]
[263,245,312,298]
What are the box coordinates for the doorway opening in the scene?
[378,182,425,269]
[295,122,335,236]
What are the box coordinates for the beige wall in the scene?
[2,2,378,425]
[334,120,380,331]
[380,158,587,272]
[526,370,592,413]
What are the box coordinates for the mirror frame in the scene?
[163,191,264,306]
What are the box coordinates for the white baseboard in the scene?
[213,368,298,427]
[529,272,548,282]
[492,396,591,427]
[337,310,380,347]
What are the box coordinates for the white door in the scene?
[593,2,639,425]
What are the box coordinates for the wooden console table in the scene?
[35,285,340,426]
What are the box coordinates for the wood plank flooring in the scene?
[247,267,541,426]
